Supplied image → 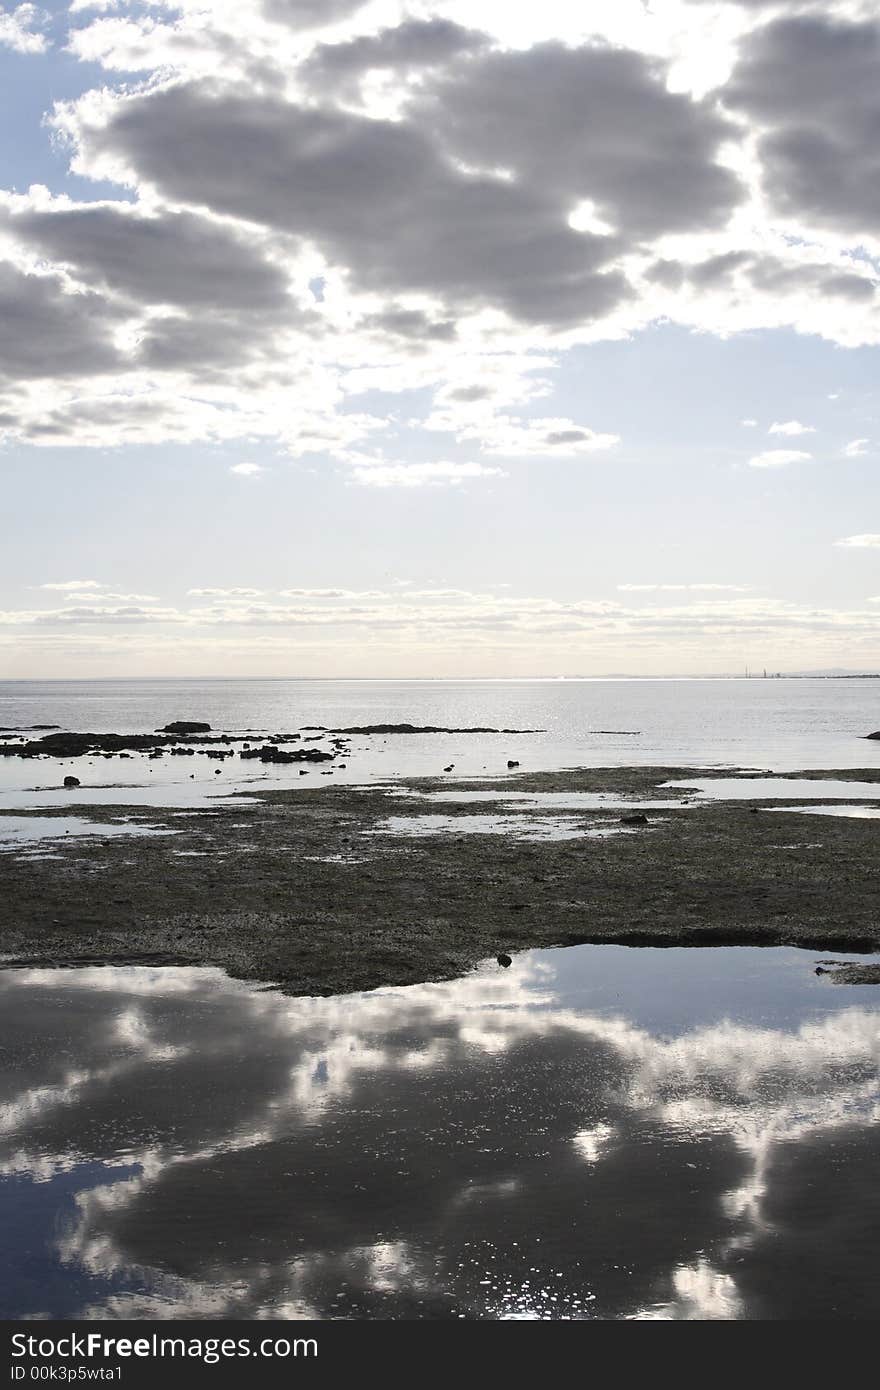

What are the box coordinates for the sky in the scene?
[0,0,879,678]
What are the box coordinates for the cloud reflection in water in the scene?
[0,946,878,1320]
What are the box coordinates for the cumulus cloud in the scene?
[63,84,629,329]
[768,420,814,435]
[229,462,265,477]
[4,200,293,313]
[0,0,878,469]
[38,579,102,592]
[834,534,880,548]
[618,583,753,593]
[0,261,124,381]
[748,449,812,468]
[725,14,880,242]
[0,4,46,54]
[842,438,869,457]
[187,587,266,598]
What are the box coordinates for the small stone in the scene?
[497,953,513,968]
[63,775,80,788]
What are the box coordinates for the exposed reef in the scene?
[1,765,878,997]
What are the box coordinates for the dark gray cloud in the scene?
[415,42,743,240]
[647,250,877,303]
[364,308,458,342]
[135,312,278,373]
[0,262,122,381]
[80,84,630,326]
[262,0,365,29]
[302,18,486,85]
[726,15,880,237]
[8,205,290,312]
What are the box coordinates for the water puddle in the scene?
[666,776,880,802]
[0,944,877,1320]
[0,816,177,849]
[769,804,880,820]
[407,790,690,811]
[366,814,639,842]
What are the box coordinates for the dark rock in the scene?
[619,813,649,826]
[158,721,212,735]
[63,775,80,788]
[443,764,455,772]
[507,759,520,769]
[240,745,334,764]
[865,731,880,739]
[815,961,880,985]
[333,724,541,735]
[497,953,513,968]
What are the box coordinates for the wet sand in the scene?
[1,765,879,995]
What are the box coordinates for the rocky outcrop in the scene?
[333,724,541,734]
[158,721,212,735]
[239,745,334,764]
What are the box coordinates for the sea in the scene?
[1,678,878,1321]
[1,676,879,813]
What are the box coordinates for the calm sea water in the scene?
[1,945,877,1320]
[1,679,879,814]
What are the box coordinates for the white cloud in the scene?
[748,449,812,469]
[65,591,160,603]
[618,583,753,593]
[0,4,46,54]
[349,460,505,488]
[38,579,102,592]
[834,533,880,548]
[740,418,758,427]
[842,438,869,457]
[186,587,265,598]
[229,462,265,476]
[768,420,814,436]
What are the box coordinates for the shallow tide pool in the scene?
[0,945,877,1321]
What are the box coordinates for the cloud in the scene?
[186,588,266,598]
[229,462,265,477]
[301,18,486,93]
[38,579,102,592]
[748,449,812,468]
[834,534,880,548]
[5,201,292,313]
[842,438,869,457]
[1,0,879,468]
[64,84,629,329]
[0,4,46,54]
[349,460,504,488]
[261,0,366,30]
[740,418,758,427]
[417,41,742,242]
[725,14,880,242]
[64,591,160,603]
[768,420,814,436]
[617,583,753,593]
[0,261,124,382]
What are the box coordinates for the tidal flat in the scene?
[2,765,879,994]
